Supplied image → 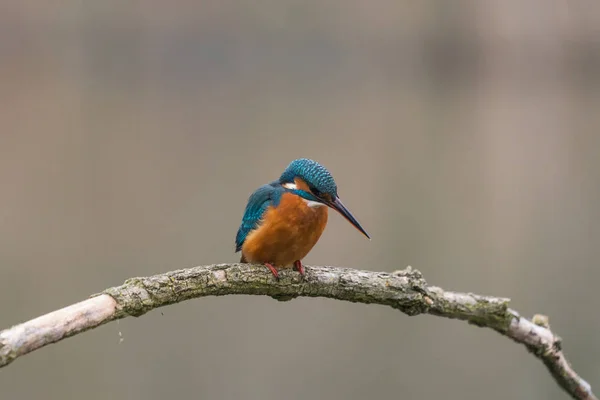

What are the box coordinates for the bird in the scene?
[235,158,370,280]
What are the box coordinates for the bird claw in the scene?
[293,260,305,278]
[264,262,304,281]
[265,263,280,281]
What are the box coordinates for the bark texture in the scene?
[0,263,595,400]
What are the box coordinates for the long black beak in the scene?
[326,196,370,239]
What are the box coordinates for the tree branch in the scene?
[0,263,595,400]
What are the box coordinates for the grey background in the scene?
[1,2,599,399]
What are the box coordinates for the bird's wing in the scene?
[235,183,282,252]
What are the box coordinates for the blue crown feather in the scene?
[279,158,338,197]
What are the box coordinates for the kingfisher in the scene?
[235,158,370,280]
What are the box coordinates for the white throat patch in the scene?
[303,198,325,208]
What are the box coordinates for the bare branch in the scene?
[0,263,595,400]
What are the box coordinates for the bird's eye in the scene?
[310,187,321,197]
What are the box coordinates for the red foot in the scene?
[265,263,280,280]
[293,260,305,277]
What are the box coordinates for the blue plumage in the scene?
[235,158,369,278]
[235,158,340,252]
[279,158,338,197]
[235,182,283,252]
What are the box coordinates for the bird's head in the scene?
[279,158,370,239]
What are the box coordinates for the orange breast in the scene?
[241,192,328,267]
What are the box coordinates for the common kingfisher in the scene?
[235,158,370,280]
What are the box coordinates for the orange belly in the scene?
[241,192,328,267]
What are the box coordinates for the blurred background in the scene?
[1,1,599,399]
